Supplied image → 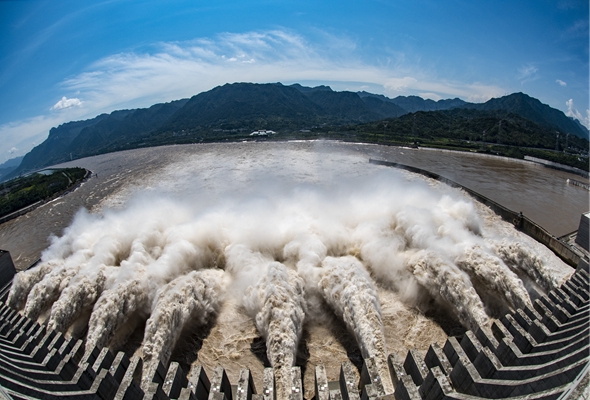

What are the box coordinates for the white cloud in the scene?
[58,29,507,115]
[51,96,83,110]
[566,99,590,129]
[556,79,567,87]
[4,29,511,157]
[384,76,503,102]
[8,147,18,154]
[384,77,418,92]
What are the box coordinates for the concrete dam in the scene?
[0,250,588,399]
[0,147,588,399]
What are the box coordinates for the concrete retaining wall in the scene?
[0,251,15,290]
[524,156,589,179]
[369,159,582,268]
[575,213,589,253]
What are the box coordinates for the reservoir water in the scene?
[0,140,584,398]
[1,141,586,270]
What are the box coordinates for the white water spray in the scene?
[6,160,570,393]
[141,268,226,383]
[244,262,306,400]
[408,250,490,331]
[489,239,559,292]
[7,261,55,310]
[318,256,393,394]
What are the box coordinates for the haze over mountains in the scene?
[5,83,589,180]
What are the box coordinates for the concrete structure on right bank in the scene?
[575,212,589,253]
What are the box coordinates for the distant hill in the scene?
[157,82,402,134]
[465,92,589,140]
[0,156,24,182]
[355,108,588,151]
[7,82,589,179]
[358,91,589,140]
[358,92,468,113]
[7,100,187,180]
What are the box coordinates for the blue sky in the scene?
[1,0,588,160]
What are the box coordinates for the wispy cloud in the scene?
[566,99,590,129]
[561,19,589,40]
[51,96,83,110]
[383,76,503,102]
[0,114,77,158]
[517,64,539,83]
[60,30,506,113]
[6,29,509,157]
[556,79,567,87]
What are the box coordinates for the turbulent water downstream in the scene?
[0,141,581,398]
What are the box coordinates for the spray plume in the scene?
[456,245,531,310]
[85,276,151,354]
[6,165,569,384]
[141,268,226,384]
[47,266,114,332]
[489,239,559,292]
[318,256,393,394]
[23,264,83,320]
[7,261,56,310]
[408,250,490,331]
[244,262,306,400]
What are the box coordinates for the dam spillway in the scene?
[0,142,587,399]
[0,254,588,399]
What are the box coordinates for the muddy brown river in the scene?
[0,141,584,398]
[1,141,586,269]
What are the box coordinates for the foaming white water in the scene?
[85,277,151,353]
[243,262,306,400]
[489,239,559,292]
[318,256,392,394]
[47,265,115,332]
[7,155,571,390]
[456,245,531,311]
[141,268,226,386]
[8,261,55,310]
[407,250,490,331]
[24,264,82,320]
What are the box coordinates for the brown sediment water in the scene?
[0,141,580,399]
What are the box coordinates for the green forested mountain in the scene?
[345,108,589,170]
[465,92,587,140]
[6,82,588,180]
[352,108,588,150]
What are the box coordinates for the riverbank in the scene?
[0,168,91,225]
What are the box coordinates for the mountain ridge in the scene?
[6,82,588,180]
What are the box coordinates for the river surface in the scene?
[0,140,581,398]
[0,141,586,270]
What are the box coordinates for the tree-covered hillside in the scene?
[0,168,88,218]
[6,83,589,179]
